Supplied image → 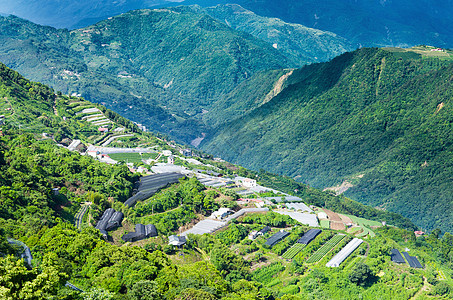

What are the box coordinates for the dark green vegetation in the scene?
[180,0,453,48]
[191,4,353,66]
[0,8,292,142]
[0,62,452,299]
[0,61,164,149]
[203,47,453,232]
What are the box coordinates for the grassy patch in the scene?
[109,152,158,164]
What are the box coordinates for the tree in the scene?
[0,255,67,300]
[175,288,216,300]
[128,280,162,300]
[81,288,115,300]
[348,263,375,286]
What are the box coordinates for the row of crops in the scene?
[306,234,345,263]
[252,262,285,285]
[282,243,306,259]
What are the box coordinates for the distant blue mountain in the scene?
[175,0,453,48]
[0,0,171,28]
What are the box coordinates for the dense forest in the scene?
[0,8,293,142]
[203,47,453,233]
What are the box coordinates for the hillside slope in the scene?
[202,47,453,232]
[191,4,354,66]
[0,9,290,142]
[179,0,453,48]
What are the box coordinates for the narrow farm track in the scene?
[410,276,428,300]
[74,203,90,230]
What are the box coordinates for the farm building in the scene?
[286,202,313,213]
[265,230,290,247]
[402,252,423,268]
[95,208,124,238]
[297,229,322,244]
[168,235,187,246]
[390,249,406,264]
[193,169,222,177]
[180,149,192,156]
[235,176,257,188]
[122,224,158,242]
[223,208,269,222]
[124,172,185,207]
[211,208,233,220]
[181,219,226,236]
[317,212,328,219]
[275,211,319,227]
[249,226,271,240]
[326,238,363,267]
[105,211,124,231]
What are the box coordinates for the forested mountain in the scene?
[0,0,174,29]
[202,47,453,233]
[190,4,354,66]
[178,0,453,48]
[0,9,291,142]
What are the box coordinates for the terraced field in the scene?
[306,234,345,263]
[282,243,306,259]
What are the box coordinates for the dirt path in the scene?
[53,97,58,116]
[410,276,429,300]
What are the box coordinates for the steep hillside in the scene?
[179,0,453,48]
[0,9,289,142]
[191,4,354,66]
[202,47,453,233]
[1,57,452,300]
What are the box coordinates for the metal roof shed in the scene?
[145,224,158,238]
[95,208,115,231]
[259,226,271,235]
[265,231,289,247]
[390,249,406,264]
[105,211,124,231]
[297,229,322,245]
[402,252,423,268]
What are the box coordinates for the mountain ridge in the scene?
[202,47,453,233]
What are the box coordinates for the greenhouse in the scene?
[265,230,290,247]
[326,238,363,267]
[124,172,185,207]
[390,249,406,264]
[297,229,322,244]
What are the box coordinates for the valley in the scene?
[0,2,452,299]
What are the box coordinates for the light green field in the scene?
[320,219,330,229]
[108,152,158,164]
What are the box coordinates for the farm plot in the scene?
[109,152,158,164]
[323,209,342,222]
[330,221,346,230]
[282,243,306,259]
[320,219,330,229]
[306,234,345,263]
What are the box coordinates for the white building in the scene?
[235,177,257,188]
[318,212,328,219]
[210,208,233,220]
